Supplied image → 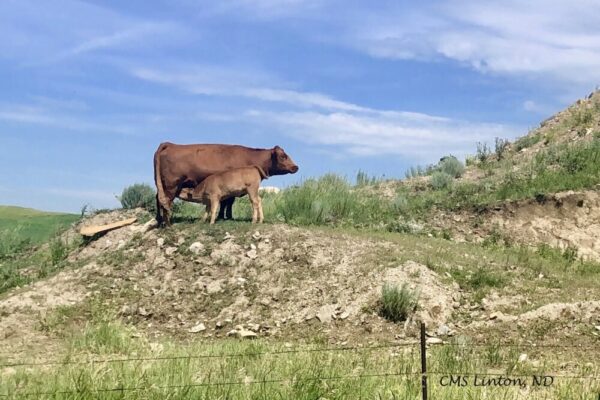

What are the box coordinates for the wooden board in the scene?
[79,217,137,237]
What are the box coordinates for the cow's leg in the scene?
[225,198,235,220]
[209,197,220,224]
[218,198,235,220]
[155,193,164,226]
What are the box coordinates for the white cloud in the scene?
[131,66,366,111]
[0,104,138,135]
[245,109,519,161]
[133,64,521,161]
[347,0,600,88]
[0,0,189,65]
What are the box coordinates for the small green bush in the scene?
[430,171,453,190]
[438,156,465,178]
[119,184,156,211]
[379,283,419,322]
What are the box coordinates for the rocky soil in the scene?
[1,209,599,360]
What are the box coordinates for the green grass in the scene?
[2,313,598,399]
[379,283,419,322]
[0,206,81,294]
[0,206,79,244]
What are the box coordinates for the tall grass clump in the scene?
[355,170,382,186]
[379,283,419,322]
[119,183,156,211]
[476,142,491,162]
[275,174,389,227]
[494,137,510,159]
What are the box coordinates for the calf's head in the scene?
[270,146,299,175]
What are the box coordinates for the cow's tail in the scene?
[153,142,171,226]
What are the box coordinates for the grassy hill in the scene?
[1,92,600,399]
[0,205,79,244]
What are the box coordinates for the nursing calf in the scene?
[178,166,268,224]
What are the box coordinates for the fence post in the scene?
[420,322,428,400]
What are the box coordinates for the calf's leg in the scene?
[247,188,261,224]
[209,197,220,224]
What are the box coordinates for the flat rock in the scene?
[189,323,206,333]
[316,304,337,324]
[426,337,443,345]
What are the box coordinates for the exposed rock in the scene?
[239,329,258,339]
[246,249,258,259]
[226,328,258,339]
[138,307,151,317]
[316,304,337,324]
[518,354,528,363]
[165,247,178,256]
[426,337,443,345]
[189,323,206,333]
[252,231,261,240]
[189,242,205,255]
[436,324,450,336]
[157,238,165,247]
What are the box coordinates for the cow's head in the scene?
[270,146,299,175]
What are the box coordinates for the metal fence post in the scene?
[420,322,428,400]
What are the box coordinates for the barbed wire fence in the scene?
[0,323,598,399]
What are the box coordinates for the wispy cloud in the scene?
[51,22,182,62]
[245,109,519,160]
[132,66,365,111]
[0,104,139,135]
[133,63,520,160]
[346,0,600,88]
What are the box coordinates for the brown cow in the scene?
[179,166,268,224]
[153,143,298,226]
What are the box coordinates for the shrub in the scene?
[119,184,156,211]
[404,165,426,179]
[379,283,419,322]
[438,156,465,178]
[430,171,453,190]
[476,142,491,162]
[49,237,68,266]
[494,137,510,160]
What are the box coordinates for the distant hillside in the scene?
[0,205,79,244]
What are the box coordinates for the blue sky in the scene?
[1,0,600,212]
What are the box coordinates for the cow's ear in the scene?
[273,145,282,151]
